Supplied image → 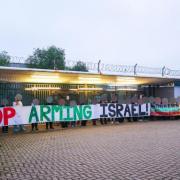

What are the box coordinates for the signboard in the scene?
[0,103,150,126]
[151,104,180,116]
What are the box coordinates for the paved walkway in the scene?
[1,121,180,180]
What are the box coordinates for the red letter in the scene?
[3,107,16,126]
[0,110,2,124]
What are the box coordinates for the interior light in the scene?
[106,89,116,91]
[69,87,103,91]
[116,77,138,85]
[30,74,61,83]
[79,87,103,91]
[25,87,61,91]
[117,88,137,91]
[78,77,101,81]
[31,75,59,79]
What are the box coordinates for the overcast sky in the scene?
[0,0,180,69]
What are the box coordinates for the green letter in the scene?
[52,105,62,121]
[40,105,51,122]
[83,105,92,119]
[73,106,82,120]
[64,106,73,121]
[29,106,39,123]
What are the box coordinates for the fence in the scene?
[9,56,180,78]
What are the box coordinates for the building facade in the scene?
[0,66,179,106]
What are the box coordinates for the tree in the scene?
[26,46,65,70]
[0,51,10,66]
[70,61,88,72]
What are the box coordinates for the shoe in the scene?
[50,127,54,129]
[20,128,26,132]
[2,131,8,134]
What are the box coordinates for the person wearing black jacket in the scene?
[1,104,8,133]
[31,99,39,131]
[45,102,54,130]
[81,102,87,126]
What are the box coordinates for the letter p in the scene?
[3,107,16,126]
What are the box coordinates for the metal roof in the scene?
[0,66,178,85]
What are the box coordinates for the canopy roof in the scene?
[0,66,177,86]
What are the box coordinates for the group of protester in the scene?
[0,94,136,134]
[0,94,83,133]
[1,94,180,134]
[1,94,55,133]
[1,94,25,133]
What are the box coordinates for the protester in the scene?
[70,100,77,128]
[46,119,54,129]
[31,98,39,131]
[1,103,8,133]
[46,96,54,130]
[99,100,108,125]
[80,102,87,126]
[58,98,68,128]
[110,100,116,124]
[13,94,26,133]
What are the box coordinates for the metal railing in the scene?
[66,60,180,78]
[10,56,25,63]
[8,56,180,78]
